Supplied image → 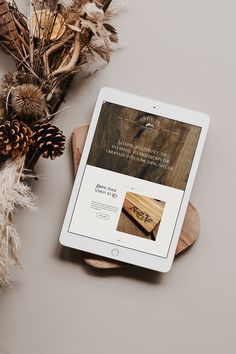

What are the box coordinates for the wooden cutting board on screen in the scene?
[123,192,165,233]
[71,124,201,270]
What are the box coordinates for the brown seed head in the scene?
[11,84,46,120]
[0,72,33,104]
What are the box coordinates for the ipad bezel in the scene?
[60,87,209,272]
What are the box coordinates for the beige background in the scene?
[0,1,235,353]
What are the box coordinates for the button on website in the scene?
[96,213,109,220]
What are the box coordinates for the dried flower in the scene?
[32,10,66,41]
[0,0,117,285]
[82,2,104,22]
[0,73,14,104]
[0,72,33,104]
[11,84,46,121]
[0,120,33,159]
[32,123,66,160]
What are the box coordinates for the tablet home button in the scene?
[111,249,119,257]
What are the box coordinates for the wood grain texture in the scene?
[71,125,89,175]
[87,103,202,190]
[122,192,165,233]
[71,125,201,269]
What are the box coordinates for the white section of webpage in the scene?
[69,165,184,258]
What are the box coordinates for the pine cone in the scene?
[0,120,33,158]
[0,105,6,124]
[32,123,66,160]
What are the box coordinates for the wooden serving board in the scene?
[71,124,201,269]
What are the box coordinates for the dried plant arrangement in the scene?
[0,0,119,286]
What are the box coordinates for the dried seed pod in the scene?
[0,72,33,104]
[32,123,66,160]
[11,84,46,121]
[0,120,33,158]
[0,72,15,104]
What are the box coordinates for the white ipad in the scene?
[60,87,209,272]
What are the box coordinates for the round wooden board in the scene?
[71,125,201,269]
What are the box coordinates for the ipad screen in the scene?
[69,102,201,258]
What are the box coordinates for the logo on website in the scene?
[139,115,160,130]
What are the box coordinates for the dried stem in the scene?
[103,0,113,12]
[7,0,115,173]
[43,33,74,75]
[50,22,81,77]
[48,0,114,114]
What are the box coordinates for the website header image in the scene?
[87,102,201,191]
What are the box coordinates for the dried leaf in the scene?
[67,24,81,33]
[32,10,66,41]
[0,0,24,60]
[104,22,118,43]
[80,18,100,36]
[89,36,110,62]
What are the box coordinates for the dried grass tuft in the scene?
[0,156,36,286]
